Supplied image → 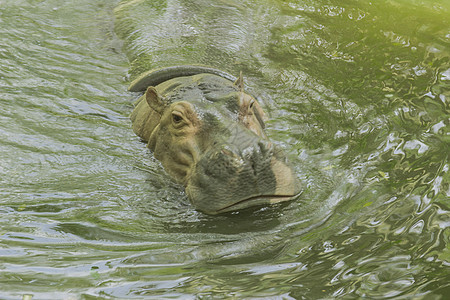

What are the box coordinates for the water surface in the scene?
[0,0,449,298]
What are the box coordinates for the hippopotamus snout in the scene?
[186,126,301,214]
[200,139,275,184]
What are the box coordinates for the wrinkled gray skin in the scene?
[130,66,301,214]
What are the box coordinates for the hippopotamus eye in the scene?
[172,113,183,124]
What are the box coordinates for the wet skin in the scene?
[130,66,301,214]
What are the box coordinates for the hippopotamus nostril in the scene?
[221,148,234,157]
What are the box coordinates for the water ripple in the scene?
[0,0,448,299]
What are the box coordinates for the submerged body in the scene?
[130,66,301,214]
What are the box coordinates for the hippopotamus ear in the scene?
[145,86,166,114]
[234,71,244,92]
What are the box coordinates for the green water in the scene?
[1,0,448,298]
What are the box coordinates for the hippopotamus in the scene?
[129,65,301,214]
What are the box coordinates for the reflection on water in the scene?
[0,0,448,298]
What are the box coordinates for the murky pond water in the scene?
[1,0,448,298]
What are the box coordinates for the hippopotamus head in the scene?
[130,66,301,214]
